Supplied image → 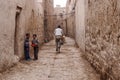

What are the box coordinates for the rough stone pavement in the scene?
[0,37,100,80]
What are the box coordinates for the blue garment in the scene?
[24,38,31,60]
[24,39,29,48]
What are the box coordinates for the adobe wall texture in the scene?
[66,0,76,38]
[44,0,54,40]
[0,0,44,72]
[66,14,75,38]
[85,0,120,79]
[69,0,120,79]
[0,0,17,72]
[75,0,85,51]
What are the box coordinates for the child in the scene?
[31,34,39,60]
[24,33,31,60]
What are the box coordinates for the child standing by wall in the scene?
[31,34,39,60]
[24,33,31,60]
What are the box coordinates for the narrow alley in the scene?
[0,0,120,79]
[0,38,99,80]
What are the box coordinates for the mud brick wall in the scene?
[66,14,75,38]
[85,0,120,79]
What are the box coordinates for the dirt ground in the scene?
[0,37,100,80]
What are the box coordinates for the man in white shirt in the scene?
[54,26,63,36]
[54,25,63,52]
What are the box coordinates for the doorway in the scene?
[14,6,22,55]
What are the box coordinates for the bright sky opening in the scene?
[54,0,67,7]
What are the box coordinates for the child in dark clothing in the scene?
[31,34,39,60]
[24,33,31,60]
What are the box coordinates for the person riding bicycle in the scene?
[54,25,64,52]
